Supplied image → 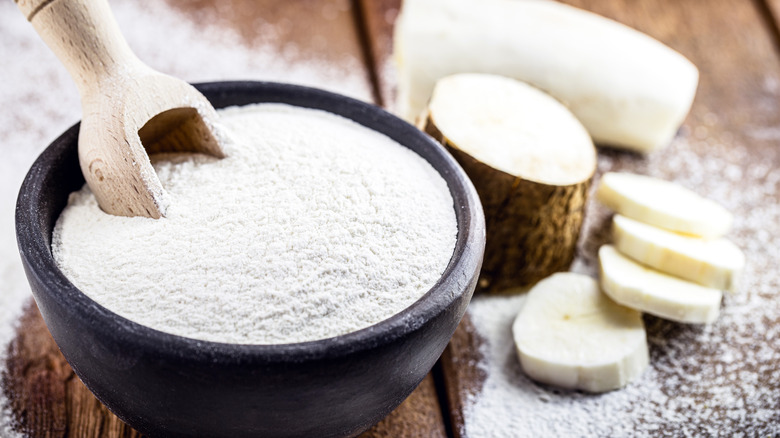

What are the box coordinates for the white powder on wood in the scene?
[462,131,780,436]
[51,103,456,345]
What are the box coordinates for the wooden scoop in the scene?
[16,0,225,218]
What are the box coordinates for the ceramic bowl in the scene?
[15,81,485,438]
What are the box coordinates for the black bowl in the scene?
[15,81,485,438]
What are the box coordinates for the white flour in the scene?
[52,104,456,345]
[1,0,371,431]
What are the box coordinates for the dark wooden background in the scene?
[3,0,780,436]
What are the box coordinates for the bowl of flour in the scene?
[15,82,485,438]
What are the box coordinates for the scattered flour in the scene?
[0,5,80,436]
[462,131,780,436]
[0,0,372,432]
[465,294,669,437]
[52,104,456,344]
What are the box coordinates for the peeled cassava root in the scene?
[394,0,699,153]
[422,74,596,293]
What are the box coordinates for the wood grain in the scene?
[762,0,780,39]
[356,0,401,110]
[438,316,484,438]
[2,301,142,438]
[361,373,447,438]
[362,0,780,435]
[165,0,370,83]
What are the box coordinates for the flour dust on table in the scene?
[462,134,780,436]
[52,104,457,345]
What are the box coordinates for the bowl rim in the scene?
[16,81,485,365]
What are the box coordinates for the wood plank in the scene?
[1,0,446,436]
[161,0,374,102]
[356,0,402,109]
[3,301,142,438]
[438,316,483,438]
[364,0,780,435]
[164,0,366,73]
[762,0,780,40]
[361,374,447,438]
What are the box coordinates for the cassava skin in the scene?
[423,113,591,294]
[421,74,595,293]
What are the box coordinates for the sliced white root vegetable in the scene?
[394,0,699,153]
[599,245,722,324]
[512,272,648,393]
[426,74,596,186]
[612,215,744,291]
[422,74,596,292]
[596,172,732,238]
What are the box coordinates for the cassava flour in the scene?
[52,103,457,345]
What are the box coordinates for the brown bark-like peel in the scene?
[424,116,591,294]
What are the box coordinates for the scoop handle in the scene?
[16,0,142,96]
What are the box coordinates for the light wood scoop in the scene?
[16,0,225,218]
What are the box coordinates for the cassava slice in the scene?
[599,245,722,324]
[423,74,596,293]
[512,272,649,393]
[394,0,699,153]
[596,172,732,238]
[612,215,744,292]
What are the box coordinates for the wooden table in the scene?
[3,0,779,436]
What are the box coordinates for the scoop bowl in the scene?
[15,81,485,438]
